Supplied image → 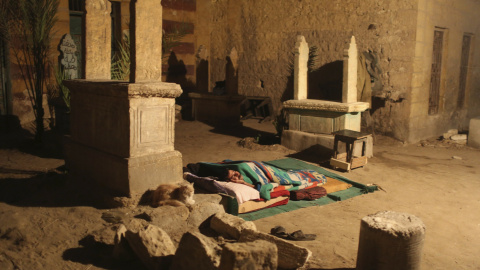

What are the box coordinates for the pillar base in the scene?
[65,137,183,196]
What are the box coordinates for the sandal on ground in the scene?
[286,230,316,241]
[270,226,288,239]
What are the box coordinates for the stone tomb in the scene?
[282,36,372,158]
[64,0,182,196]
[189,47,245,126]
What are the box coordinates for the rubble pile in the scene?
[107,195,312,270]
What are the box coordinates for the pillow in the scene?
[215,181,260,204]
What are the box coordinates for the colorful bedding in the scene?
[197,160,327,200]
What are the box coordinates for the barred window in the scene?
[69,0,85,12]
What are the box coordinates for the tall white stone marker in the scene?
[343,36,358,103]
[59,34,78,79]
[294,35,309,100]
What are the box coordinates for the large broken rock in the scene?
[210,212,257,240]
[112,224,135,261]
[219,240,278,270]
[144,205,191,246]
[170,231,223,270]
[239,229,312,269]
[124,223,176,270]
[187,197,225,229]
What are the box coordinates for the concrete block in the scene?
[210,212,257,240]
[238,229,311,269]
[219,240,278,270]
[468,117,480,148]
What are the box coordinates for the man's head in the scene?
[221,169,243,182]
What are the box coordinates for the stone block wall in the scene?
[204,0,480,143]
[408,0,480,142]
[206,0,419,141]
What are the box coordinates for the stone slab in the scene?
[64,137,183,196]
[189,93,245,126]
[284,99,369,113]
[468,117,480,148]
[282,130,373,158]
[210,213,257,240]
[288,110,362,133]
[219,240,278,270]
[239,229,311,269]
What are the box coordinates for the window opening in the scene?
[457,34,472,109]
[428,30,444,115]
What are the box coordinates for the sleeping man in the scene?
[184,160,327,201]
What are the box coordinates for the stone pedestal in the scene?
[356,211,426,270]
[282,99,372,157]
[64,80,183,196]
[189,92,245,127]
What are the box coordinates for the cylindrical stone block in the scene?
[356,211,426,270]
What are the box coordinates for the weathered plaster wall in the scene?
[206,0,418,141]
[409,0,480,142]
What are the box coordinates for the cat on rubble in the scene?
[151,182,195,208]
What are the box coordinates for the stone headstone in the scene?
[59,34,78,79]
[84,0,111,79]
[294,35,309,100]
[343,36,358,103]
[129,0,163,82]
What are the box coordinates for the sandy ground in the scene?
[0,118,480,269]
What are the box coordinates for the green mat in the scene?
[238,158,377,221]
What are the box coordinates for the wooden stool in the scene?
[330,129,371,172]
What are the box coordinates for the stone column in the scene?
[356,211,426,270]
[65,0,183,197]
[294,35,309,100]
[83,0,111,79]
[342,36,358,103]
[225,47,239,95]
[129,0,163,83]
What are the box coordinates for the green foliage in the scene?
[53,65,70,110]
[162,23,190,61]
[111,23,189,80]
[111,34,131,80]
[273,108,288,137]
[1,0,59,141]
[307,45,318,72]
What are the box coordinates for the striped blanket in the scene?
[200,160,327,200]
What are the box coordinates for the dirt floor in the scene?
[1,118,480,270]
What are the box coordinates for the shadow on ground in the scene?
[0,126,65,160]
[63,235,147,270]
[0,167,127,209]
